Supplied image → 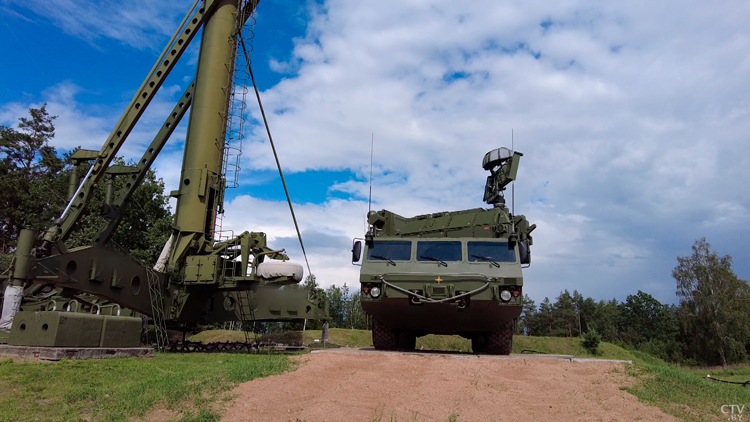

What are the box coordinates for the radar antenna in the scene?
[482,146,523,208]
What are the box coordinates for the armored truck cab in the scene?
[352,148,535,354]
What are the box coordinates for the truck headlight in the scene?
[500,290,511,302]
[370,286,381,298]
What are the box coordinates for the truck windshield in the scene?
[366,241,412,261]
[467,242,516,263]
[416,241,462,262]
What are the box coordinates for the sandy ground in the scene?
[221,348,678,422]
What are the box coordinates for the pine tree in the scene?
[0,104,66,260]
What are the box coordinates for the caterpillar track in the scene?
[166,340,307,353]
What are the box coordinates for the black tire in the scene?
[471,334,486,354]
[485,320,514,355]
[372,319,398,350]
[397,330,416,350]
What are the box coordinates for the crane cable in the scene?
[240,39,312,279]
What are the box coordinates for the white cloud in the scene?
[0,82,111,151]
[221,195,364,289]
[235,0,750,302]
[0,79,190,208]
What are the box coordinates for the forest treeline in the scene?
[525,237,750,367]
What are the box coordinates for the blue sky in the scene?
[2,0,749,305]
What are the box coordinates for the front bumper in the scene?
[360,274,522,334]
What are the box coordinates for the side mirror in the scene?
[519,240,531,266]
[352,238,364,266]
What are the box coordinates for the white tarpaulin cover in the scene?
[153,235,173,272]
[0,285,23,330]
[257,261,303,282]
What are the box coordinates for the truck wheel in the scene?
[471,334,486,354]
[485,320,514,355]
[397,330,416,350]
[372,319,398,350]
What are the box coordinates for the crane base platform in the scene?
[0,344,154,361]
[9,311,142,348]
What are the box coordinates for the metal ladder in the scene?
[208,0,258,349]
[146,269,169,351]
[236,290,255,346]
[222,0,254,191]
[218,235,255,349]
[213,0,254,240]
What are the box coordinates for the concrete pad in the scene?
[0,344,154,361]
[312,347,633,364]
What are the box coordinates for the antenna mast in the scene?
[368,133,374,214]
[511,129,515,217]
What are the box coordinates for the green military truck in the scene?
[352,148,535,354]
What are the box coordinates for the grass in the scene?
[697,365,750,383]
[189,328,373,348]
[191,328,633,360]
[0,353,292,422]
[609,350,750,422]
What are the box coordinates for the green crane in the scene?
[0,0,327,349]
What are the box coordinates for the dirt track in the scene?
[221,348,677,422]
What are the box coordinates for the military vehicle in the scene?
[351,147,535,354]
[0,0,328,351]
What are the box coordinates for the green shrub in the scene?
[680,358,699,367]
[582,328,602,355]
[638,339,684,363]
[612,339,629,350]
